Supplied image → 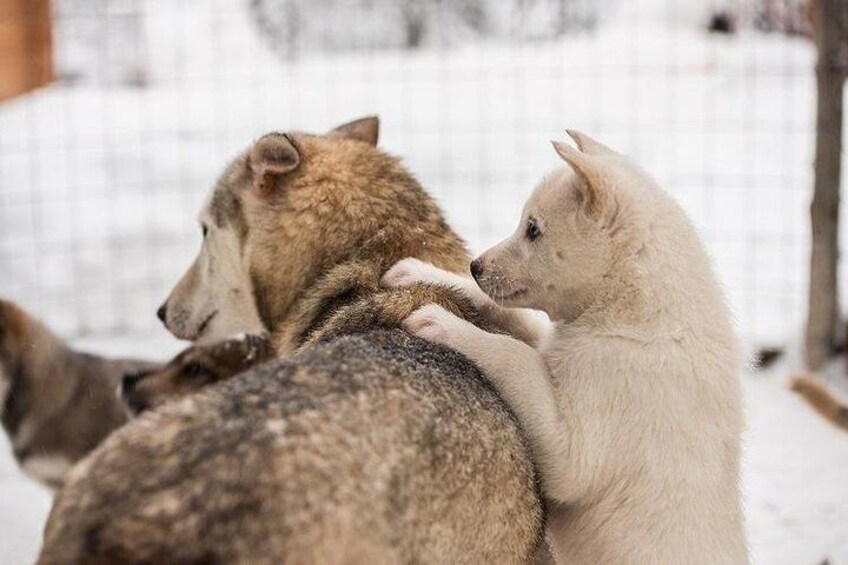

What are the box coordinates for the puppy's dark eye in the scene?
[201,224,209,238]
[526,218,541,241]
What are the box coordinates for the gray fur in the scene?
[0,299,158,489]
[40,331,542,564]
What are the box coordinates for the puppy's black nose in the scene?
[470,258,484,280]
[156,303,168,323]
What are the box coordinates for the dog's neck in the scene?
[271,249,471,356]
[558,238,701,343]
[263,208,470,354]
[271,259,381,354]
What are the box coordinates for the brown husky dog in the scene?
[0,299,156,489]
[39,117,543,564]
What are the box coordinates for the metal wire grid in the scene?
[0,0,816,347]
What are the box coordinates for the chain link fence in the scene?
[0,0,824,349]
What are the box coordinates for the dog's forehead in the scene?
[537,169,577,204]
[204,183,243,229]
[524,173,558,213]
[200,150,252,229]
[199,196,214,226]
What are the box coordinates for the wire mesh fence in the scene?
[0,0,826,347]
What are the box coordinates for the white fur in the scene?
[161,201,266,344]
[21,455,72,490]
[384,132,747,564]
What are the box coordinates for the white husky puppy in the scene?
[383,131,747,564]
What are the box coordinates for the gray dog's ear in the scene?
[328,116,379,146]
[551,140,608,219]
[249,133,301,194]
[565,130,617,157]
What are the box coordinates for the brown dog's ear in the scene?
[551,140,608,219]
[249,133,301,194]
[328,116,379,146]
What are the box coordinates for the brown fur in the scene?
[122,279,496,416]
[790,373,848,433]
[0,299,157,489]
[120,334,276,416]
[243,131,469,347]
[279,258,503,350]
[39,118,543,564]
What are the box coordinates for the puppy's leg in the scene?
[383,258,487,304]
[385,258,549,347]
[404,305,584,503]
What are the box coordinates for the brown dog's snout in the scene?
[121,370,150,395]
[121,370,153,414]
[470,257,485,280]
[156,303,168,324]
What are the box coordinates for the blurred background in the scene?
[1,0,846,563]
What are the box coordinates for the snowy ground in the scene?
[1,335,846,564]
[743,360,848,565]
[2,0,847,563]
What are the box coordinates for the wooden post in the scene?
[805,0,846,370]
[0,0,53,102]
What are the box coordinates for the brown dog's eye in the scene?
[526,218,541,241]
[182,363,213,382]
[201,224,209,238]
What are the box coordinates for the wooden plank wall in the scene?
[0,0,53,102]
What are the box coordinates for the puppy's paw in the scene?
[403,304,471,346]
[382,258,457,289]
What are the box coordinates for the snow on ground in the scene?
[744,361,848,565]
[1,336,846,564]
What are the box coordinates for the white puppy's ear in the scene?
[328,116,380,146]
[248,133,301,195]
[564,129,617,157]
[551,140,608,218]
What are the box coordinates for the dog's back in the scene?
[40,330,542,564]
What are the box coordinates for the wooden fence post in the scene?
[806,0,846,370]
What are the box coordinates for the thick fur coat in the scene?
[385,132,747,564]
[38,118,543,564]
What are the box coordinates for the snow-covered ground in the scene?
[744,369,848,565]
[2,0,847,563]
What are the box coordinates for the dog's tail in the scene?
[788,373,848,433]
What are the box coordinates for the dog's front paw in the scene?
[382,258,455,289]
[403,304,471,347]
